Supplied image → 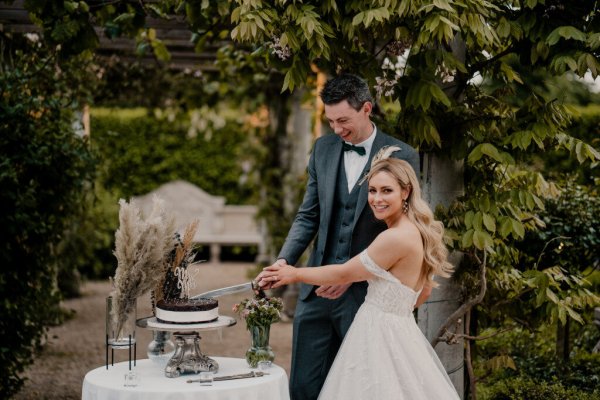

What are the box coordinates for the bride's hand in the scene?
[256,260,287,289]
[258,261,296,288]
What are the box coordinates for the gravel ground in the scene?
[14,262,293,400]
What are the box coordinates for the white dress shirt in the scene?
[344,126,377,192]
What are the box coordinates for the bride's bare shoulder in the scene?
[374,224,421,253]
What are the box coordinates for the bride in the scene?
[258,147,460,399]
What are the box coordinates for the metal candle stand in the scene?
[105,296,137,370]
[105,335,137,370]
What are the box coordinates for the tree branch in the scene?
[453,327,513,341]
[465,311,477,400]
[431,251,487,348]
[469,46,515,75]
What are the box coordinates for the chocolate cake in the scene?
[156,298,219,324]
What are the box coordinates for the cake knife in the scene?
[186,371,269,383]
[192,280,266,299]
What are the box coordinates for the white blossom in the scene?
[268,36,292,61]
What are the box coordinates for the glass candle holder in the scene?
[147,330,175,366]
[199,371,214,386]
[123,370,139,387]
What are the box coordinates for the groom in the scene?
[261,74,421,400]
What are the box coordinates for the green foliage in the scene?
[0,33,97,396]
[90,107,257,204]
[542,106,600,184]
[521,182,600,275]
[480,376,599,400]
[55,184,120,282]
[474,323,600,397]
[501,181,600,326]
[91,59,213,109]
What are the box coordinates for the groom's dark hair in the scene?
[320,74,373,111]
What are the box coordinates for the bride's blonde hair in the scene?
[366,148,453,286]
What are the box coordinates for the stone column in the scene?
[418,153,465,398]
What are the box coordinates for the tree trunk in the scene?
[417,153,465,398]
[556,317,570,365]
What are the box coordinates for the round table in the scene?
[82,357,290,400]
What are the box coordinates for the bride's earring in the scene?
[402,199,409,214]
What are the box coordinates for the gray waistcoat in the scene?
[322,158,363,264]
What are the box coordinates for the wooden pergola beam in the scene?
[0,1,227,72]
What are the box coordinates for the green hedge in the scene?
[91,108,257,205]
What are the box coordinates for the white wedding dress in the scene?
[318,250,461,400]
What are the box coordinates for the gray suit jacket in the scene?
[278,130,419,300]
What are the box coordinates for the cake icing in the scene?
[156,298,218,324]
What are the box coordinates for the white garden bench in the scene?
[134,180,266,263]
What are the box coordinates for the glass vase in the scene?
[245,324,275,368]
[147,330,175,367]
[106,296,136,349]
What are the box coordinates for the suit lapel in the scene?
[323,139,343,226]
[353,132,388,225]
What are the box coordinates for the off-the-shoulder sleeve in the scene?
[359,249,397,282]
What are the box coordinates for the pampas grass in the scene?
[110,196,177,339]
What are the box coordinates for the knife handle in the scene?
[251,280,267,299]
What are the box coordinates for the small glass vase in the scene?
[245,324,275,368]
[147,331,175,367]
[106,296,136,349]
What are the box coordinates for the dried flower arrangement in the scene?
[110,196,200,340]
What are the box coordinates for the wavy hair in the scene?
[366,149,453,286]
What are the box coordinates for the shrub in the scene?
[0,34,97,395]
[475,323,600,396]
[55,184,120,284]
[481,376,599,400]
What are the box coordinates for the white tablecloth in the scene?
[82,357,290,400]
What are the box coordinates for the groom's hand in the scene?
[256,259,288,289]
[315,283,351,299]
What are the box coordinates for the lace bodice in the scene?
[360,250,421,316]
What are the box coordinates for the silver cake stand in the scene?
[137,316,236,378]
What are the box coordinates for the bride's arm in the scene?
[258,255,372,288]
[258,231,403,288]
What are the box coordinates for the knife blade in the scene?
[192,280,265,299]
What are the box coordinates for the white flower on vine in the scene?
[24,33,40,43]
[268,36,292,61]
[436,64,455,84]
[374,76,398,99]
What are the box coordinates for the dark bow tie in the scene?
[342,142,366,156]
